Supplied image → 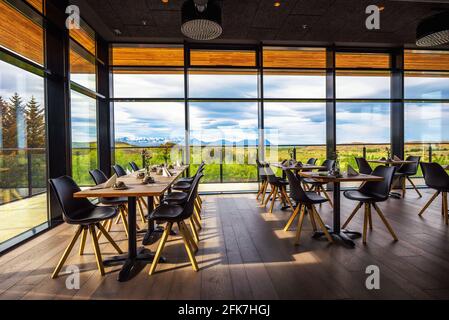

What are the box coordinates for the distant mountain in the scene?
[116,136,273,147]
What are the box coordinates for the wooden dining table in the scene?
[298,171,383,248]
[74,165,189,282]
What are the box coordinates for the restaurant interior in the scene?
[2,0,449,301]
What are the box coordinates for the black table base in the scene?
[313,227,361,248]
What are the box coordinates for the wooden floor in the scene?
[2,189,449,300]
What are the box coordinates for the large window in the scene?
[405,50,449,170]
[0,0,47,250]
[336,52,392,170]
[69,19,98,185]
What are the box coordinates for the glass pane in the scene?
[71,90,97,186]
[263,48,326,68]
[113,70,184,98]
[336,52,390,69]
[264,70,325,99]
[113,46,184,67]
[189,102,258,183]
[405,72,449,100]
[70,41,96,91]
[405,50,449,71]
[405,103,449,143]
[114,102,185,170]
[0,59,47,245]
[0,0,44,65]
[189,70,258,99]
[337,102,390,173]
[190,50,256,67]
[70,20,96,55]
[336,71,391,99]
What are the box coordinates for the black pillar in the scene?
[97,37,112,176]
[45,0,70,225]
[391,49,405,159]
[326,48,336,160]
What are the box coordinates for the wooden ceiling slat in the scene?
[0,0,43,65]
[70,28,95,56]
[336,53,390,69]
[190,50,256,67]
[263,49,326,68]
[113,47,184,66]
[404,50,449,71]
[24,0,43,13]
[70,48,95,74]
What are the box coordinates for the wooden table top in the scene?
[299,171,384,183]
[367,159,416,165]
[74,166,189,198]
[271,163,327,171]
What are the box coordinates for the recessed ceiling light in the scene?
[142,20,148,26]
[162,0,169,3]
[113,29,122,36]
[274,2,281,7]
[379,6,385,11]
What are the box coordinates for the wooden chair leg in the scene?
[419,191,440,216]
[444,192,449,225]
[407,177,422,198]
[294,206,306,245]
[284,204,302,231]
[192,211,202,230]
[281,187,295,211]
[189,217,200,243]
[402,178,406,198]
[149,222,172,275]
[307,206,317,231]
[119,207,129,238]
[178,222,199,272]
[320,185,333,208]
[194,200,202,221]
[312,206,333,243]
[88,225,105,276]
[363,204,369,244]
[96,223,123,254]
[106,219,113,232]
[257,181,263,200]
[79,227,88,256]
[269,187,278,213]
[264,187,274,207]
[260,181,269,204]
[137,198,147,223]
[368,203,373,230]
[372,203,398,241]
[342,202,363,229]
[180,221,198,253]
[52,225,83,279]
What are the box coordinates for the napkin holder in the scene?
[347,165,359,177]
[104,174,117,188]
[393,155,402,161]
[162,167,172,177]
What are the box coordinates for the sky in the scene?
[1,58,449,146]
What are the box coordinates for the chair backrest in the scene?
[421,162,449,190]
[264,165,279,184]
[321,159,335,172]
[112,164,127,177]
[307,158,317,165]
[129,162,140,172]
[285,169,312,203]
[180,173,204,220]
[89,169,108,185]
[397,156,420,175]
[360,166,396,200]
[356,157,373,175]
[49,176,95,223]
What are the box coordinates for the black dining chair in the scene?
[89,169,130,238]
[49,176,123,278]
[395,156,422,198]
[418,162,449,225]
[263,165,294,213]
[342,166,398,244]
[149,174,204,275]
[356,157,373,175]
[112,164,127,177]
[303,159,335,207]
[129,161,140,172]
[284,170,333,245]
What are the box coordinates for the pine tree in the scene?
[0,96,8,148]
[25,96,45,148]
[2,93,24,151]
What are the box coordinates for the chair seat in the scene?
[343,190,386,203]
[271,178,289,187]
[178,177,194,183]
[98,197,128,206]
[150,204,184,223]
[395,172,414,177]
[304,192,328,204]
[303,178,325,186]
[66,206,118,225]
[173,181,191,191]
[165,192,188,205]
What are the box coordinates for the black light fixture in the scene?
[416,11,449,47]
[181,0,222,41]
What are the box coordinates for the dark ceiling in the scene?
[71,0,449,47]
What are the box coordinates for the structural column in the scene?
[326,48,337,160]
[391,49,405,159]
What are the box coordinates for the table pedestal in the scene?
[312,182,361,248]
